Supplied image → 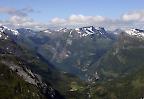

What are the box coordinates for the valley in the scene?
[0,25,144,99]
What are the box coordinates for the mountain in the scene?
[1,26,113,78]
[1,25,144,99]
[34,26,116,80]
[0,25,92,99]
[79,28,144,99]
[0,27,66,99]
[125,28,144,39]
[0,26,125,81]
[90,29,144,80]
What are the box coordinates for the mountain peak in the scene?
[0,25,19,36]
[80,26,96,31]
[125,28,144,38]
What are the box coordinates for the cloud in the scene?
[122,10,144,22]
[49,14,111,29]
[0,6,34,17]
[9,16,32,24]
[0,15,46,30]
[68,15,106,23]
[49,11,144,29]
[0,7,144,30]
[50,14,107,25]
[50,17,66,24]
[0,6,45,30]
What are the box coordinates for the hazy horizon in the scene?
[0,0,144,29]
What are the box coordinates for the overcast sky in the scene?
[0,0,144,30]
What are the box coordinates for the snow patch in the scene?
[125,29,144,38]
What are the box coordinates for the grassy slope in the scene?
[87,33,144,99]
[0,62,44,99]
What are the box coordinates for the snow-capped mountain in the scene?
[0,26,19,36]
[1,25,144,99]
[36,26,115,40]
[75,26,96,37]
[125,28,144,39]
[43,29,52,34]
[74,26,115,39]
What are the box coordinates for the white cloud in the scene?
[0,6,45,30]
[48,11,144,29]
[122,11,144,22]
[9,16,32,24]
[0,16,46,30]
[50,14,107,25]
[49,14,110,28]
[0,7,144,30]
[68,14,106,23]
[50,17,66,24]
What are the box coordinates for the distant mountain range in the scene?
[0,25,144,99]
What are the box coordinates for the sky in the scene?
[0,0,144,30]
